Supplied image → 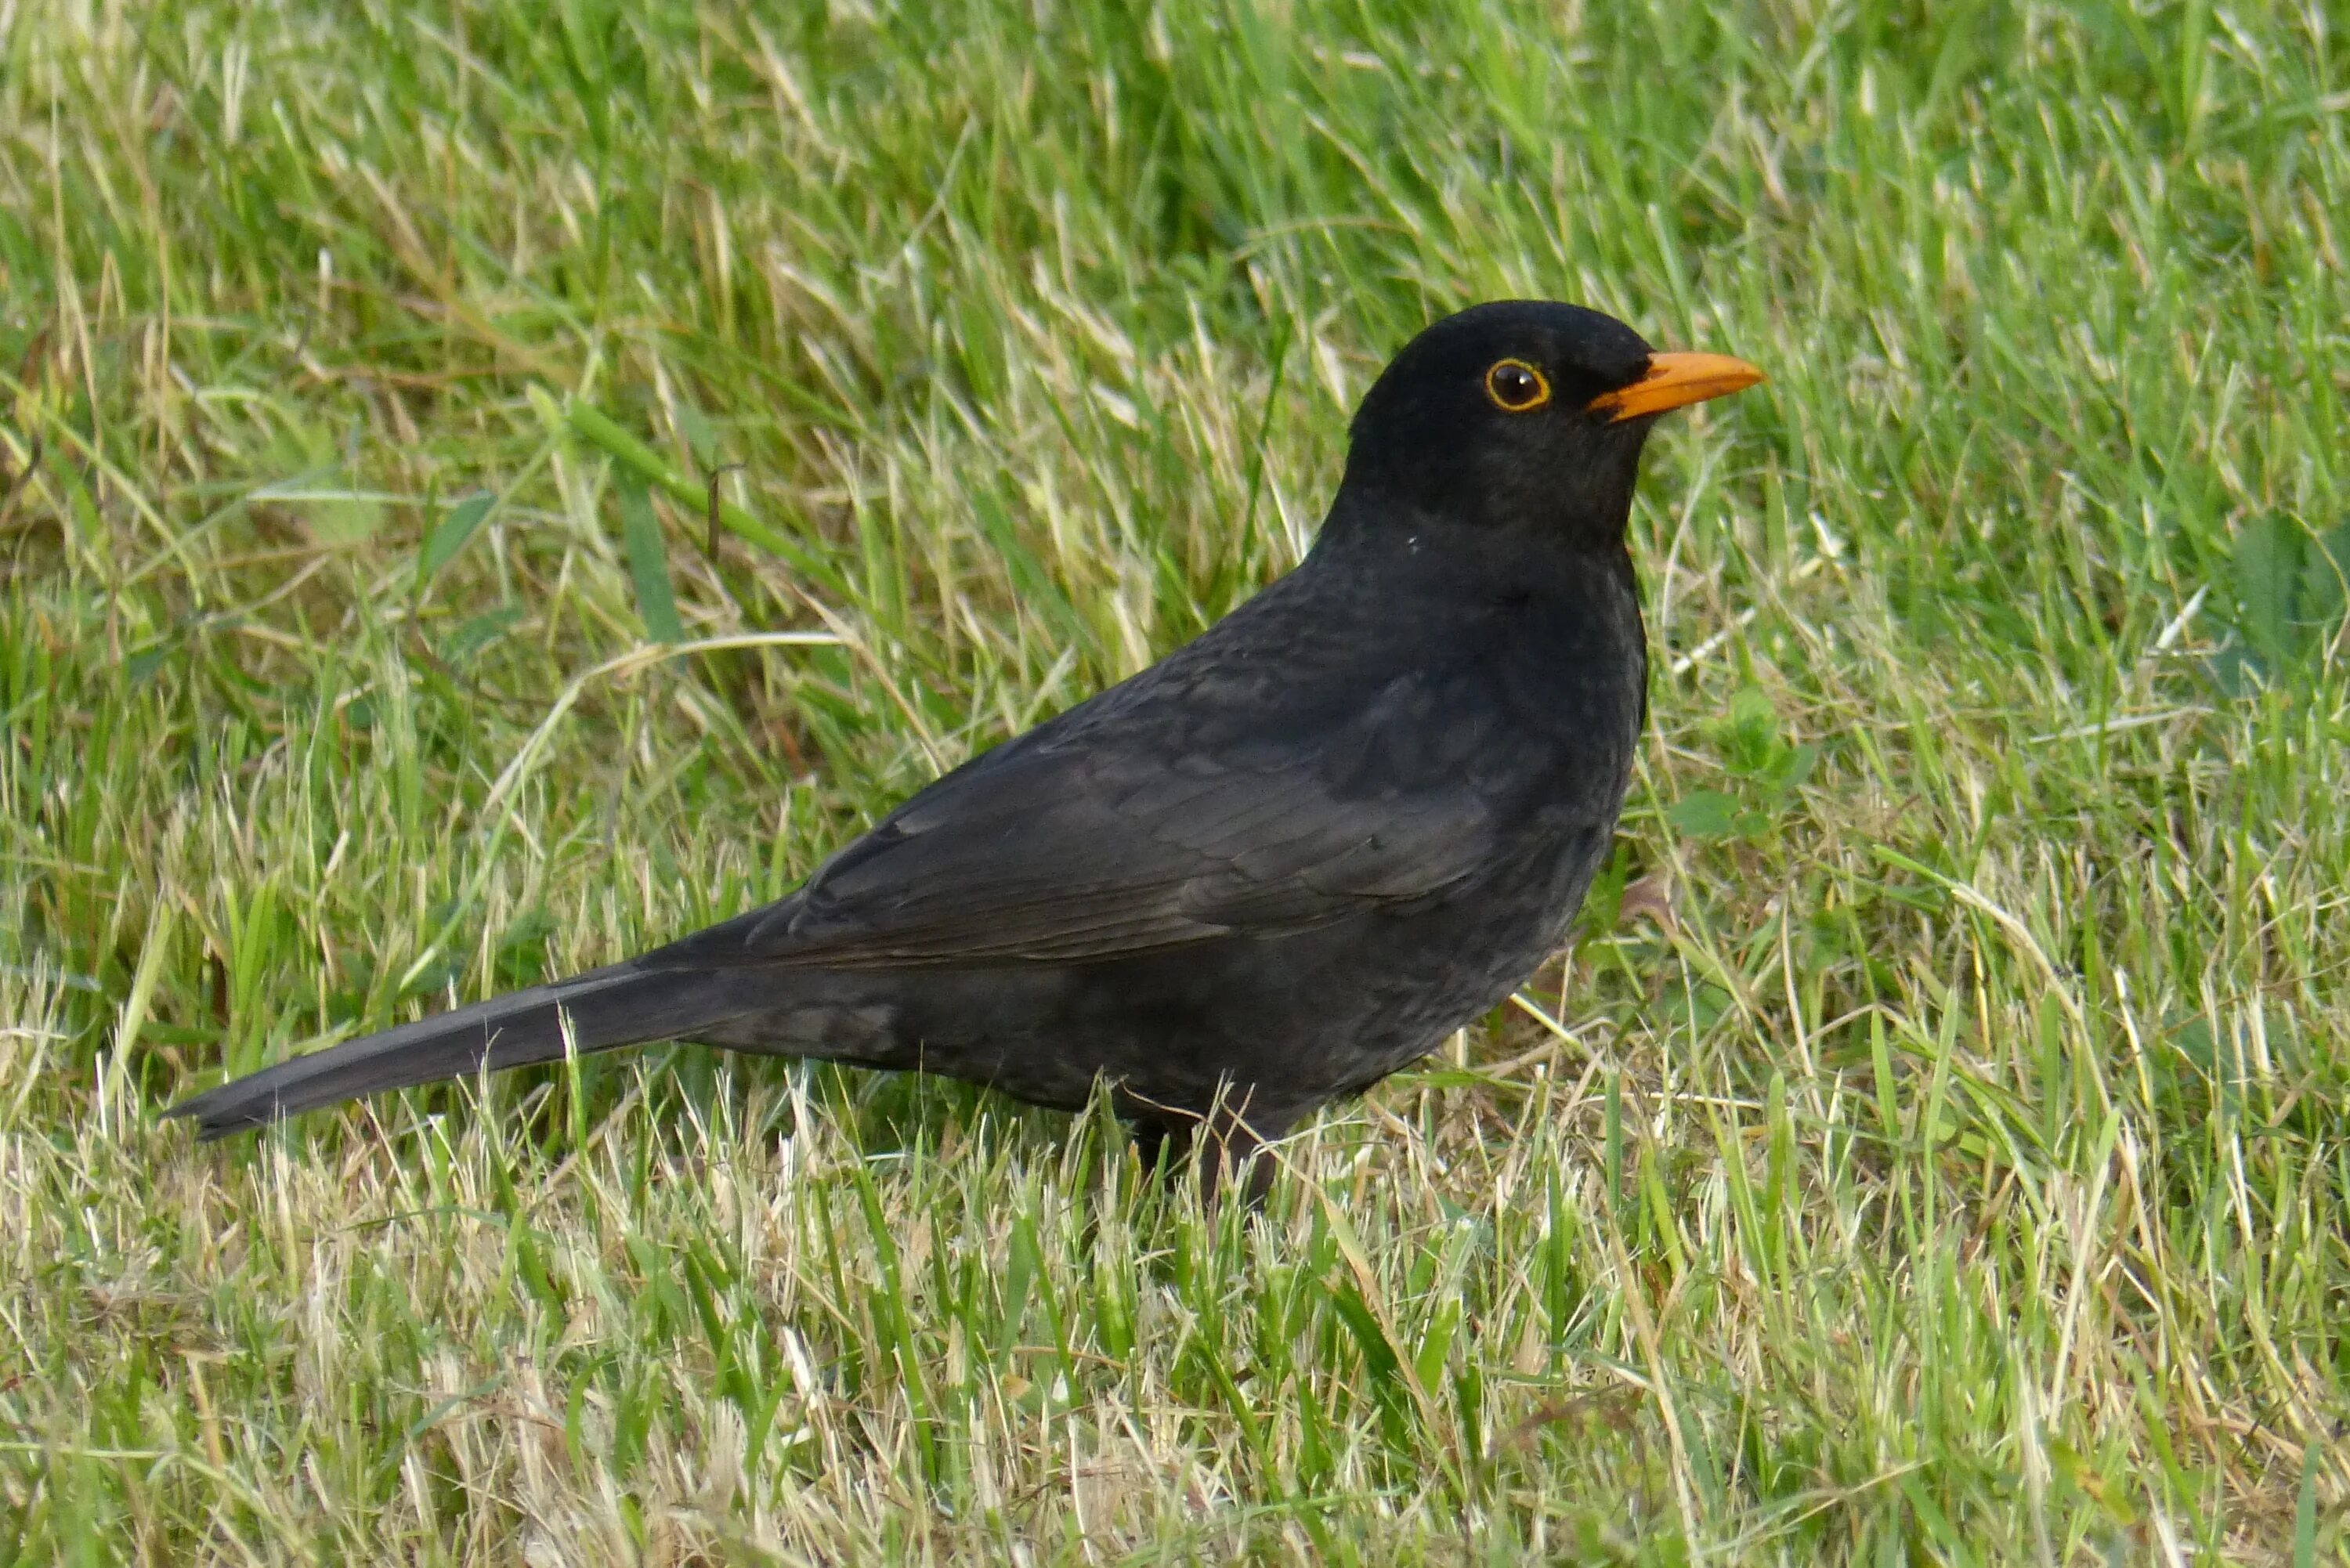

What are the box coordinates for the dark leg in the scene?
[1122,1088,1292,1205]
[1194,1100,1289,1209]
[1127,1116,1193,1183]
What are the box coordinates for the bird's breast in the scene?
[1486,579,1646,767]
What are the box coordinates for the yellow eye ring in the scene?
[1484,358,1551,413]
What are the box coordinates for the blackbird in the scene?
[168,300,1762,1193]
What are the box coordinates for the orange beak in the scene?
[1585,351,1766,423]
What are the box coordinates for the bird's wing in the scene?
[704,661,1514,969]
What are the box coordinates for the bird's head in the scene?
[1334,300,1762,546]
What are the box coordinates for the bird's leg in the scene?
[1123,1088,1287,1205]
[1195,1130,1277,1208]
[1193,1097,1285,1209]
[1126,1116,1192,1184]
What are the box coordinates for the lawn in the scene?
[2,0,2346,1560]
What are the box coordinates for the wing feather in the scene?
[716,661,1511,970]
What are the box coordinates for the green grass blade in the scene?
[417,491,495,586]
[615,471,685,645]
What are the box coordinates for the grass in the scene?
[2,0,2346,1559]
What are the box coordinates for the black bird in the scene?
[168,301,1762,1194]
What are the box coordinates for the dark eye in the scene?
[1484,358,1551,413]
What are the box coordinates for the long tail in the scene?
[164,960,747,1140]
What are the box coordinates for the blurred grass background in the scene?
[2,0,2345,1559]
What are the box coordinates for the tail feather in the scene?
[164,961,742,1140]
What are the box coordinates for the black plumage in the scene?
[167,300,1762,1193]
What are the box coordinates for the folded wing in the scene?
[681,662,1513,970]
